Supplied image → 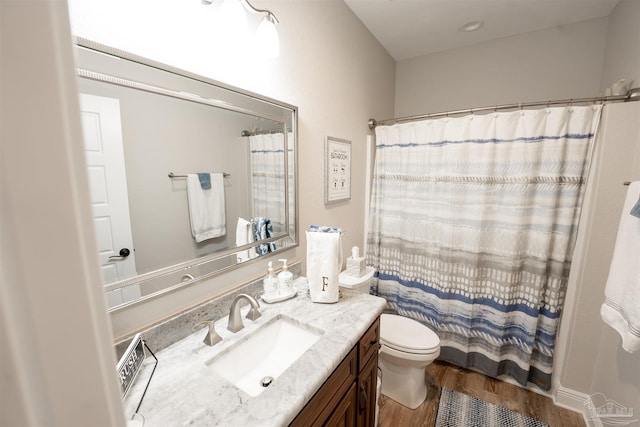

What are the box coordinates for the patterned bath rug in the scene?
[435,387,550,427]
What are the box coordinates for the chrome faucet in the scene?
[192,320,222,347]
[227,293,262,333]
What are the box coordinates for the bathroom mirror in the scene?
[74,39,297,311]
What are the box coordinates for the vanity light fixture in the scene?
[202,0,280,58]
[460,20,484,32]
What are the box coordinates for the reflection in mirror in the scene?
[74,39,297,311]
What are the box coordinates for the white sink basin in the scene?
[205,315,323,396]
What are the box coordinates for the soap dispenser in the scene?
[277,258,293,296]
[263,261,278,298]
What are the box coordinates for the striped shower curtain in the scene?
[367,106,602,390]
[248,131,295,236]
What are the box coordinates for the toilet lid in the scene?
[380,314,440,352]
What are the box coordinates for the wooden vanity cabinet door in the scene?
[324,382,357,427]
[357,316,380,427]
[356,354,378,427]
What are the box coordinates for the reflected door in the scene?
[80,94,139,305]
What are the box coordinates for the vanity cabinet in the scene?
[291,317,380,427]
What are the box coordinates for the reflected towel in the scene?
[306,226,343,304]
[187,173,226,242]
[601,181,640,353]
[254,217,276,255]
[236,217,256,263]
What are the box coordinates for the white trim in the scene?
[1,1,125,425]
[555,386,602,427]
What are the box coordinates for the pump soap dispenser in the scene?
[277,258,294,297]
[263,261,278,299]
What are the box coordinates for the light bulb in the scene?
[256,14,279,58]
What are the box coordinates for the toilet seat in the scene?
[380,314,440,354]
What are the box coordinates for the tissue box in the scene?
[346,256,366,277]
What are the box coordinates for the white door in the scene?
[80,94,139,306]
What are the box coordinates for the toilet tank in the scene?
[338,267,375,293]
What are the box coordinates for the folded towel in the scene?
[236,217,256,263]
[197,172,211,189]
[306,226,343,304]
[600,181,640,353]
[253,217,276,255]
[187,173,226,242]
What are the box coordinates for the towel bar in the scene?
[168,172,230,178]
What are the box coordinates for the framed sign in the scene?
[324,136,351,203]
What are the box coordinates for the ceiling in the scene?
[344,0,620,61]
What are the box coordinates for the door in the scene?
[79,94,139,306]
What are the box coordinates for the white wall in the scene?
[68,1,396,338]
[1,1,125,425]
[395,17,608,117]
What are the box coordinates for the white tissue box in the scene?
[346,257,366,277]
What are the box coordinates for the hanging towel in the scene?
[601,181,640,353]
[235,217,256,263]
[306,226,343,304]
[253,217,276,255]
[187,173,226,242]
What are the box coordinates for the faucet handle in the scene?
[246,305,262,321]
[193,320,222,347]
[246,292,263,321]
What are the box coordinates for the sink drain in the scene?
[260,376,274,388]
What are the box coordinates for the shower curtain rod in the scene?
[368,88,640,129]
[241,128,291,136]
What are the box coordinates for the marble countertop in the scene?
[129,278,386,426]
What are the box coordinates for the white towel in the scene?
[235,217,256,263]
[186,173,226,242]
[600,181,640,353]
[306,229,343,303]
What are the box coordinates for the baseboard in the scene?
[554,386,603,427]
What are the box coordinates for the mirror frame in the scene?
[74,38,298,312]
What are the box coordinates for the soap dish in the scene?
[261,290,297,304]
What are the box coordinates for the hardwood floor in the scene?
[377,361,585,427]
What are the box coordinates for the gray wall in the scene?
[395,17,608,117]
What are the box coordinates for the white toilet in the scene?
[378,314,440,409]
[338,268,441,410]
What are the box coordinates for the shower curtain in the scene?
[248,131,295,236]
[367,105,602,390]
